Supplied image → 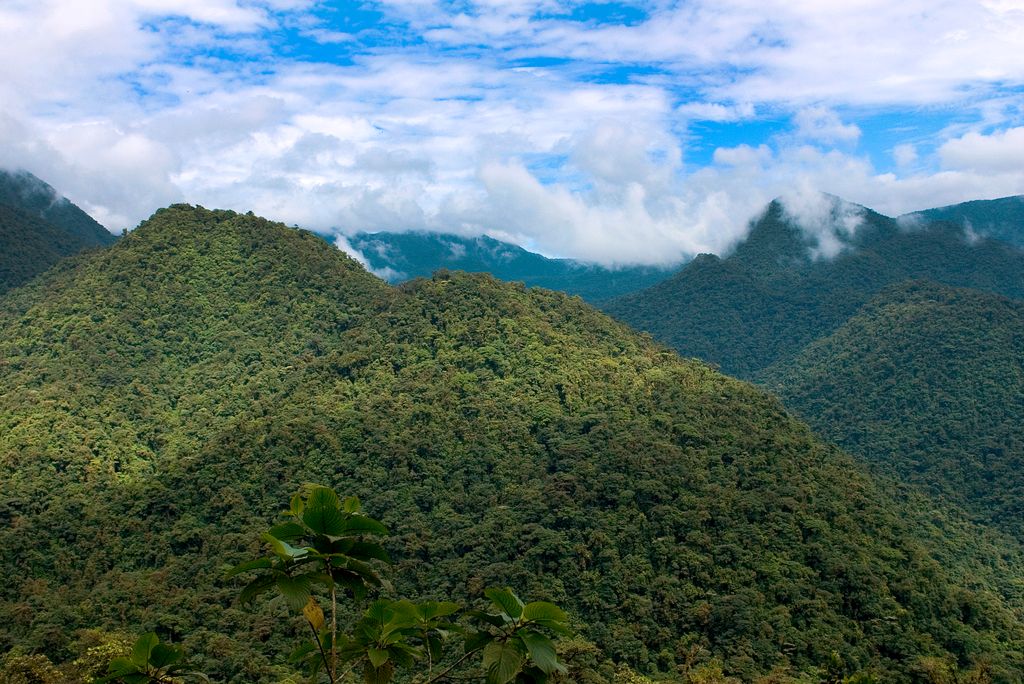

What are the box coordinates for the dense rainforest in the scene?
[602,196,1024,378]
[3,206,1024,682]
[346,231,678,302]
[905,196,1024,249]
[759,280,1024,542]
[0,170,117,294]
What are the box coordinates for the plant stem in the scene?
[331,579,338,682]
[424,646,484,684]
[306,617,335,684]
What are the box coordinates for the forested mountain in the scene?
[347,231,677,301]
[3,206,1024,682]
[0,169,116,293]
[905,195,1024,248]
[603,196,1024,378]
[760,280,1024,541]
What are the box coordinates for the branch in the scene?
[424,646,485,684]
[306,617,335,684]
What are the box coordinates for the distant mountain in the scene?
[760,280,1024,540]
[603,196,1024,377]
[347,231,678,301]
[905,195,1024,248]
[3,205,1023,681]
[0,169,116,293]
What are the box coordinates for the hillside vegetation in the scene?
[0,169,116,294]
[2,206,1024,682]
[760,281,1024,541]
[603,197,1024,378]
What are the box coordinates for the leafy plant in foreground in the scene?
[229,484,571,684]
[99,632,208,683]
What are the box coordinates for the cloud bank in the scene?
[0,0,1022,265]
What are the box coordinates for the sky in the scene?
[1,0,1023,266]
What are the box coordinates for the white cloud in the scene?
[939,127,1024,173]
[893,143,918,167]
[0,0,1022,263]
[792,107,861,143]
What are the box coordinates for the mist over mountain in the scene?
[3,206,1024,682]
[0,169,117,294]
[603,195,1024,378]
[344,231,679,302]
[904,195,1024,249]
[760,280,1024,541]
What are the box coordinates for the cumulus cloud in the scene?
[939,127,1024,173]
[792,107,861,143]
[0,0,1022,262]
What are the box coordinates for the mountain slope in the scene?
[2,207,1024,682]
[603,196,1024,377]
[759,280,1024,541]
[0,170,116,293]
[906,195,1024,248]
[348,231,677,301]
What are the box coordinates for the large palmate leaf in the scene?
[482,640,525,684]
[302,486,346,536]
[485,588,524,620]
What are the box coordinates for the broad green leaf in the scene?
[368,648,389,668]
[148,643,184,669]
[521,602,567,625]
[482,640,525,684]
[343,495,361,513]
[464,630,494,652]
[467,609,508,628]
[346,541,391,563]
[363,661,395,684]
[238,574,276,604]
[130,633,159,668]
[517,630,561,674]
[427,635,443,662]
[485,588,524,619]
[337,515,389,537]
[261,532,309,560]
[388,643,419,668]
[288,642,316,663]
[418,600,460,620]
[224,557,273,578]
[289,492,304,518]
[303,488,346,536]
[276,573,313,612]
[268,521,306,541]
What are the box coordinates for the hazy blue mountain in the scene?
[0,170,116,293]
[348,231,679,301]
[905,195,1024,248]
[603,195,1024,377]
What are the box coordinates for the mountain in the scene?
[0,169,116,293]
[347,231,677,301]
[603,195,1024,378]
[759,280,1024,541]
[905,195,1024,249]
[2,205,1024,682]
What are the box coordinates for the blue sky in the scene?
[1,0,1023,265]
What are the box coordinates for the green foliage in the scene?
[1,206,1024,682]
[0,169,115,294]
[760,281,1024,541]
[99,632,208,683]
[604,198,1024,378]
[908,195,1024,249]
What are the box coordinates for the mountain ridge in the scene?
[3,205,1024,681]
